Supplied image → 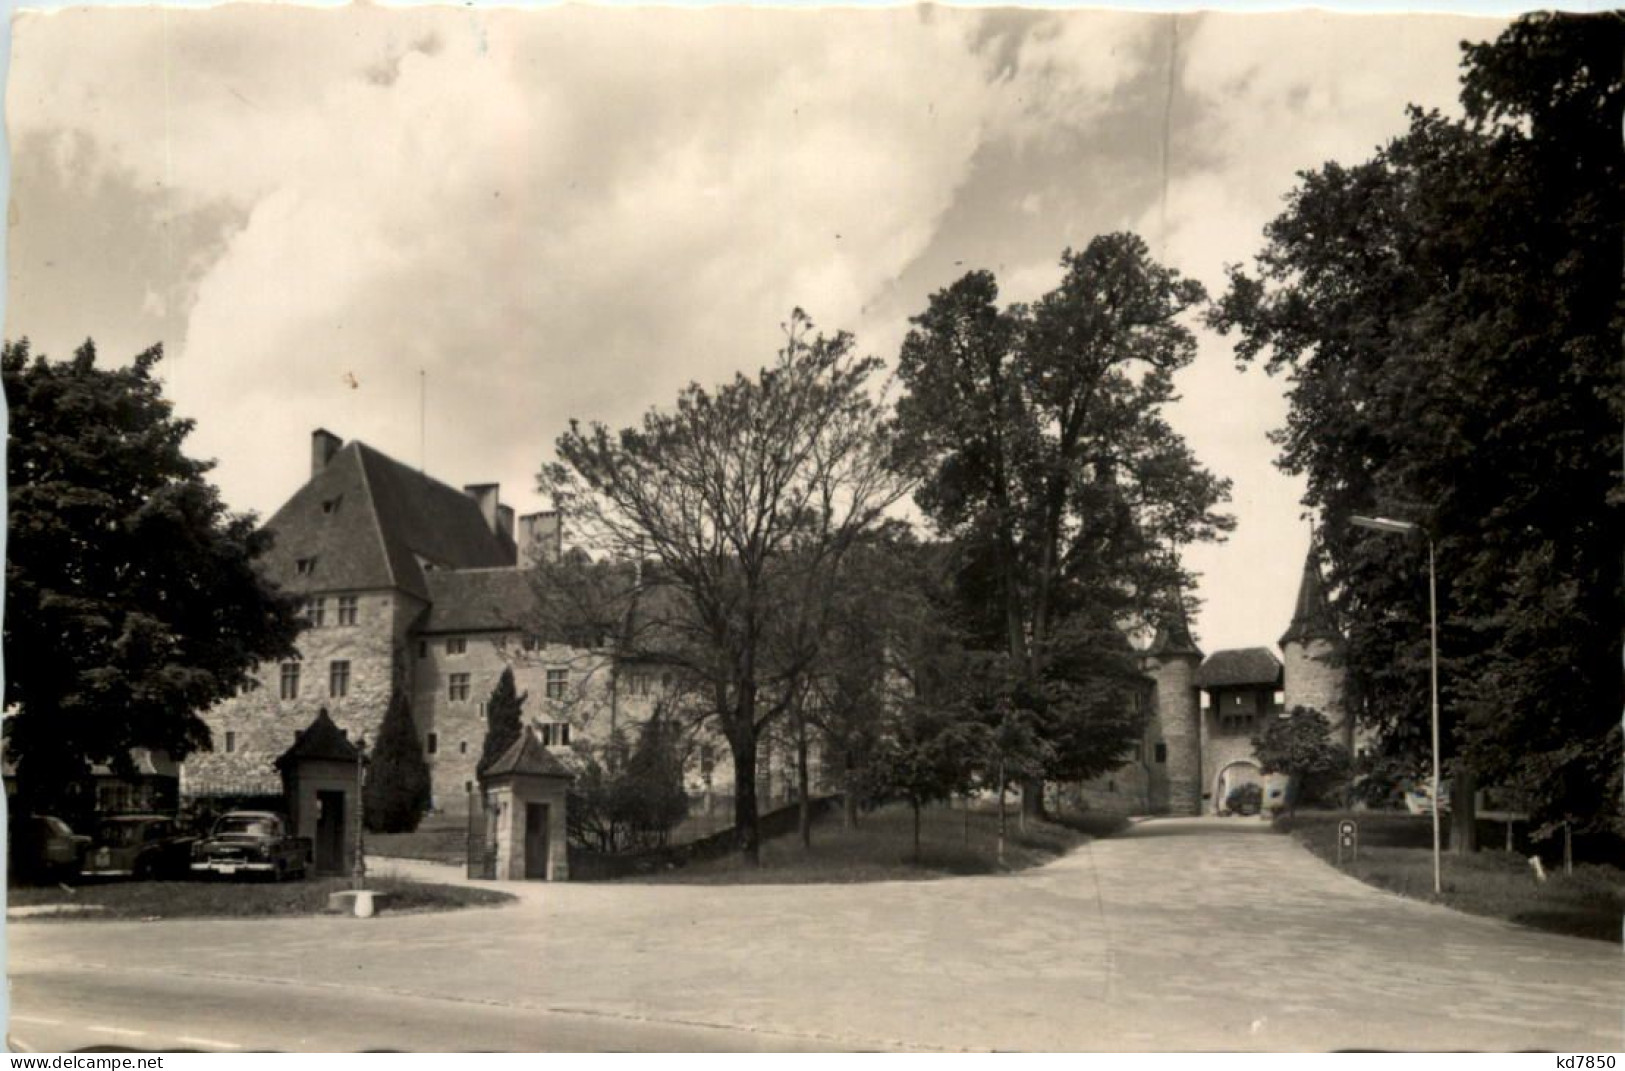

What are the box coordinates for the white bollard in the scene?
[353,889,377,918]
[1528,856,1547,884]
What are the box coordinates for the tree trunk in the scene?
[1449,765,1478,854]
[912,800,922,862]
[796,710,812,850]
[843,759,859,829]
[963,795,970,845]
[729,730,761,865]
[997,759,1007,867]
[1020,775,1042,825]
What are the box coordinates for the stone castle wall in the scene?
[412,636,620,811]
[184,589,419,798]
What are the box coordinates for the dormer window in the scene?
[447,637,467,656]
[322,496,342,515]
[296,557,317,576]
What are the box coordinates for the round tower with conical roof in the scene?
[1279,543,1350,752]
[1144,598,1204,816]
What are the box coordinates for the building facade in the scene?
[183,430,669,815]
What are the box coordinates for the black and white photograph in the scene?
[2,1,1620,1054]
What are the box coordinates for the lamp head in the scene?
[1350,514,1418,535]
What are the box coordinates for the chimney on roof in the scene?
[518,511,563,565]
[312,429,343,476]
[463,483,502,539]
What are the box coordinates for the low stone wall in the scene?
[568,796,842,881]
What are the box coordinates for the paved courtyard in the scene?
[9,818,1621,1051]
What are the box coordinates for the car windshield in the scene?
[215,817,276,837]
[40,817,73,837]
[96,822,149,847]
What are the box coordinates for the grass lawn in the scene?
[623,801,1125,885]
[368,812,470,866]
[7,875,513,921]
[1278,811,1624,943]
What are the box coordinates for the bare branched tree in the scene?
[539,310,914,861]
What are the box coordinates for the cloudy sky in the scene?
[6,4,1510,653]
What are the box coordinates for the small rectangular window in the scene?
[459,741,468,755]
[309,597,327,628]
[538,722,572,747]
[337,595,358,626]
[521,635,541,653]
[546,668,568,700]
[1154,742,1168,764]
[322,496,342,514]
[279,661,301,700]
[329,659,350,699]
[225,731,236,754]
[448,673,470,702]
[447,637,467,656]
[426,733,438,755]
[419,640,428,659]
[296,557,317,576]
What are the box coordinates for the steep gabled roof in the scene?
[1279,546,1341,648]
[261,438,516,600]
[275,709,360,769]
[481,727,574,781]
[1195,647,1283,689]
[421,568,537,633]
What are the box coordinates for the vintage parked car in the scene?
[190,811,312,881]
[84,815,196,879]
[10,815,92,883]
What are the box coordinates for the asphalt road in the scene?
[8,817,1621,1052]
[8,968,841,1052]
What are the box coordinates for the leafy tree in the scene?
[862,699,983,862]
[893,236,1233,814]
[1210,14,1623,840]
[802,528,955,834]
[1252,707,1351,816]
[565,732,631,853]
[478,668,527,776]
[3,339,301,820]
[613,712,690,847]
[363,691,431,833]
[542,310,913,862]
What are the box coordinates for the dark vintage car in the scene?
[11,815,93,883]
[84,815,196,879]
[190,811,312,881]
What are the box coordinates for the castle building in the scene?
[1076,548,1351,816]
[183,430,675,814]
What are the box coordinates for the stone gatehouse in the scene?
[1075,549,1353,816]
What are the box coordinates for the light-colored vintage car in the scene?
[190,811,312,881]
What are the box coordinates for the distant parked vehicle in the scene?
[190,811,312,881]
[11,815,92,883]
[84,815,196,880]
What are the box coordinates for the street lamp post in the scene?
[353,734,367,892]
[1350,514,1442,897]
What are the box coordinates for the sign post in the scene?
[1337,819,1358,866]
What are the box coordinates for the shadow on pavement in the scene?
[1114,818,1276,840]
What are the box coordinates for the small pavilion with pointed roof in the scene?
[276,708,361,876]
[478,727,573,881]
